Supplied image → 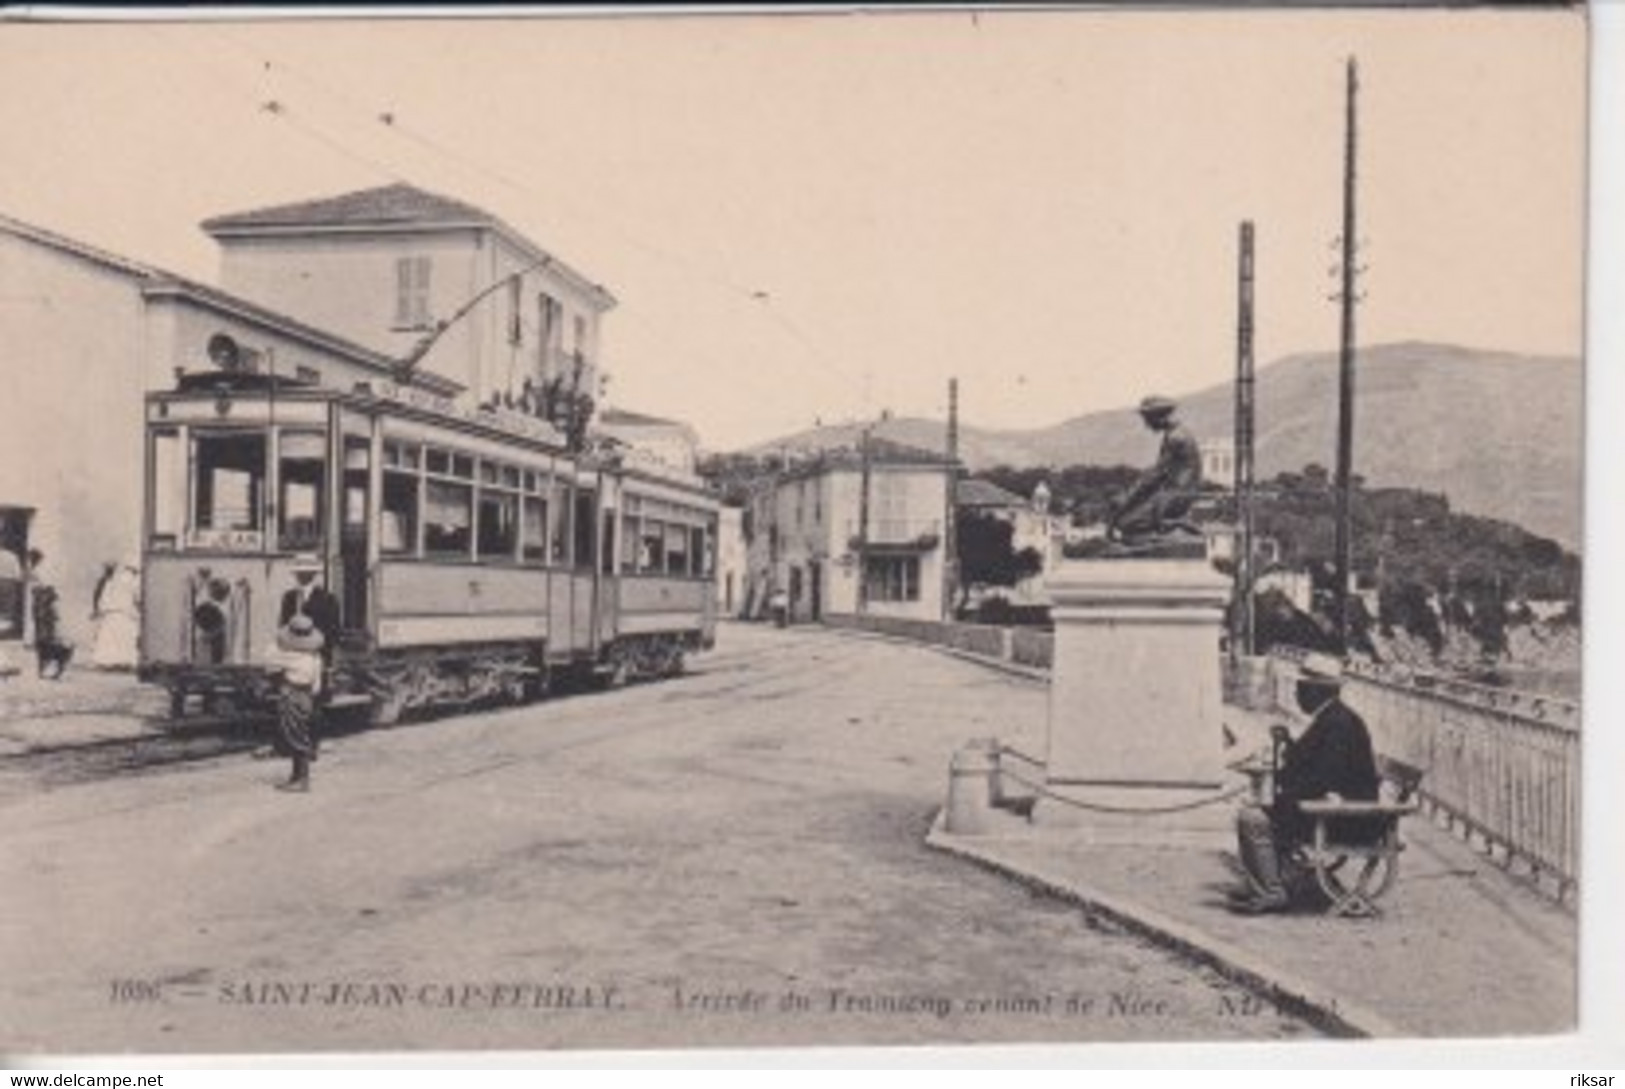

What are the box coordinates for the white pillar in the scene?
[1040,558,1235,846]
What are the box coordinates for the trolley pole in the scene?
[1333,57,1361,654]
[1232,221,1257,664]
[942,377,959,621]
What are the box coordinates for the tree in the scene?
[954,512,1044,614]
[1378,579,1444,655]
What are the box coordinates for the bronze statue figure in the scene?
[1107,395,1204,551]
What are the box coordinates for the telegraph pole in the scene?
[857,426,873,614]
[942,377,959,621]
[1333,56,1361,654]
[1233,221,1257,663]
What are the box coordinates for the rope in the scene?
[994,749,1249,815]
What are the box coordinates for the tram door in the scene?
[571,487,598,650]
[338,436,371,636]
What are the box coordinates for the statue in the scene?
[1103,395,1204,555]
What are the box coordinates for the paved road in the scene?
[0,622,1319,1054]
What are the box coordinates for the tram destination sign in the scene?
[364,380,567,450]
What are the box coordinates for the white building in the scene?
[1201,437,1236,490]
[746,439,953,623]
[715,506,748,618]
[203,183,615,410]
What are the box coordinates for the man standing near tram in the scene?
[269,554,342,793]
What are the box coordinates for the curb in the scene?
[924,810,1406,1040]
[818,623,1052,685]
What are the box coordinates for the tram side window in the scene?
[573,490,596,572]
[692,525,712,578]
[278,431,326,551]
[380,441,419,556]
[641,519,666,573]
[621,516,643,572]
[381,472,418,555]
[550,481,572,565]
[193,432,265,533]
[424,478,473,558]
[665,523,689,577]
[521,495,549,564]
[149,429,185,547]
[478,490,519,561]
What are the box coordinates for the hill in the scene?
[742,342,1582,547]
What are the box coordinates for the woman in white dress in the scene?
[92,561,140,670]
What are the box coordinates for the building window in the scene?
[572,313,588,357]
[538,293,562,379]
[875,474,909,540]
[864,555,920,603]
[395,256,433,329]
[508,278,523,346]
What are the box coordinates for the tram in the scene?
[138,371,718,723]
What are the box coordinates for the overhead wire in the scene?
[188,23,875,411]
[135,24,409,190]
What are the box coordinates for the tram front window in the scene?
[278,431,327,551]
[193,432,265,541]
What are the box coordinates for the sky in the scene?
[0,7,1588,452]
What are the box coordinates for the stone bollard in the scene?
[944,739,999,835]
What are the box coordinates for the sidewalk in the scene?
[819,621,1579,1037]
[0,660,168,755]
[927,788,1577,1039]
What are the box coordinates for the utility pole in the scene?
[1333,56,1362,654]
[943,377,959,621]
[1233,221,1257,663]
[857,426,873,615]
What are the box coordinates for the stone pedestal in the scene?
[1038,558,1234,847]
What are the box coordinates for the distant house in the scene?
[202,183,615,410]
[1203,524,1280,567]
[746,438,954,623]
[954,477,1062,603]
[714,506,748,618]
[1201,437,1236,490]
